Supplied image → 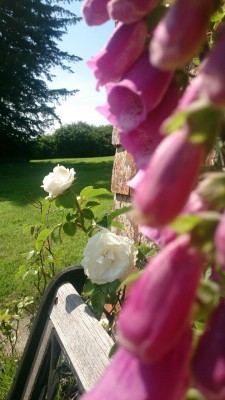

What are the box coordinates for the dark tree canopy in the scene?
[0,0,81,157]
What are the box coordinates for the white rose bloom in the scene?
[81,229,137,284]
[41,164,76,199]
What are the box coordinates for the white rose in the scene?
[41,164,76,199]
[81,229,137,284]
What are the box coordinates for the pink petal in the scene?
[150,0,214,70]
[107,0,159,24]
[98,51,173,132]
[118,234,202,363]
[82,0,110,26]
[82,328,191,400]
[87,20,147,89]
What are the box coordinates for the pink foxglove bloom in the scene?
[140,191,206,247]
[150,0,214,70]
[132,128,204,227]
[195,31,225,107]
[81,329,192,400]
[87,20,147,90]
[192,299,225,400]
[82,0,110,26]
[119,79,180,169]
[118,235,202,363]
[97,51,173,132]
[215,213,225,269]
[107,0,159,24]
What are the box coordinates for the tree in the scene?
[0,0,82,158]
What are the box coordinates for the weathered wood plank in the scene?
[50,283,114,392]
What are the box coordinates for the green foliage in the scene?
[0,0,81,158]
[0,352,19,400]
[33,122,115,159]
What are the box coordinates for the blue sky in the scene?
[49,1,114,129]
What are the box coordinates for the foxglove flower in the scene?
[192,299,225,400]
[87,20,147,90]
[133,127,204,227]
[81,328,192,400]
[150,0,214,70]
[97,51,173,132]
[119,79,180,169]
[118,235,202,363]
[215,213,225,269]
[107,0,159,24]
[82,0,110,26]
[140,191,206,247]
[195,31,225,107]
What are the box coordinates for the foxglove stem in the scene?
[118,235,202,363]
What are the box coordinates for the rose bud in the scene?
[132,128,204,227]
[118,234,203,363]
[197,31,225,107]
[107,0,159,24]
[192,299,225,400]
[97,51,173,132]
[81,328,192,400]
[82,0,110,26]
[119,79,180,169]
[215,213,225,269]
[87,20,147,90]
[150,0,214,70]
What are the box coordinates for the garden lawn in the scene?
[0,157,114,308]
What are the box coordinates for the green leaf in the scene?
[85,200,100,208]
[15,265,27,280]
[107,206,132,228]
[63,222,77,236]
[169,214,202,234]
[80,186,109,198]
[58,190,77,209]
[51,226,62,244]
[108,343,118,359]
[110,220,125,230]
[163,110,189,134]
[82,208,94,220]
[35,228,52,251]
[91,292,106,319]
[82,279,96,296]
[40,201,50,223]
[117,270,144,292]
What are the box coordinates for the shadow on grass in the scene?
[0,158,114,206]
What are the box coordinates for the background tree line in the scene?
[32,122,114,159]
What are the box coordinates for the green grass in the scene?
[0,157,114,307]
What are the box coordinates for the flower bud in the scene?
[197,172,225,212]
[215,213,225,269]
[192,299,225,400]
[133,128,204,227]
[81,328,192,400]
[97,51,173,132]
[119,79,180,169]
[82,0,110,26]
[150,0,214,70]
[118,235,202,363]
[87,20,147,90]
[107,0,159,24]
[197,31,225,107]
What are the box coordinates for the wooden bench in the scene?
[7,265,114,399]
